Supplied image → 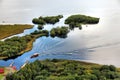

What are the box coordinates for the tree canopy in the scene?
[0,35,32,58]
[32,15,63,25]
[6,59,120,80]
[50,26,69,38]
[65,14,99,30]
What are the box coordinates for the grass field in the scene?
[0,24,33,39]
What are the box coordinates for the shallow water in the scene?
[0,0,120,69]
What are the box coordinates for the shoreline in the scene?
[0,24,34,40]
[0,33,48,60]
[0,24,34,60]
[0,37,35,60]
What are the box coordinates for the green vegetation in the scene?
[0,35,33,59]
[0,14,100,59]
[50,26,69,38]
[0,30,49,60]
[32,15,63,25]
[0,24,33,40]
[0,24,69,59]
[38,25,43,30]
[0,75,3,80]
[31,30,49,37]
[6,59,120,80]
[65,14,99,30]
[32,18,46,25]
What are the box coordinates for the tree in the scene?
[38,25,43,30]
[109,65,116,71]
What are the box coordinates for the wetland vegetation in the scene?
[0,24,33,40]
[65,14,99,30]
[32,15,63,25]
[0,30,49,60]
[0,14,100,60]
[50,26,69,38]
[6,59,120,80]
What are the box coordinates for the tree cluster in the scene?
[50,26,69,38]
[0,29,50,59]
[32,15,63,30]
[0,35,33,58]
[6,59,120,80]
[31,30,49,37]
[65,14,99,30]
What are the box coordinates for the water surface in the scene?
[0,0,120,69]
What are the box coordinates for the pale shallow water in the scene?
[0,0,120,69]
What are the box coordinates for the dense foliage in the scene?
[0,35,33,58]
[0,29,49,59]
[31,30,49,37]
[65,14,99,30]
[32,18,46,25]
[38,25,43,30]
[50,26,69,38]
[6,59,120,80]
[32,15,63,25]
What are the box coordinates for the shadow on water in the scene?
[2,55,22,61]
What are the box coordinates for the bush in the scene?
[38,25,43,30]
[100,65,110,71]
[32,18,45,25]
[109,65,116,71]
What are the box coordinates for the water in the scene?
[0,0,120,69]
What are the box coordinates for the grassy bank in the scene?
[6,59,120,80]
[0,24,33,40]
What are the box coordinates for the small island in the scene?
[65,14,99,30]
[32,15,63,25]
[32,15,63,30]
[6,59,120,80]
[50,26,69,38]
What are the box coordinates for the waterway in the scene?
[0,0,120,69]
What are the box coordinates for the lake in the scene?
[0,0,120,69]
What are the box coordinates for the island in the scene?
[65,14,99,30]
[50,26,69,38]
[32,15,63,30]
[6,59,120,80]
[0,24,33,40]
[32,15,63,25]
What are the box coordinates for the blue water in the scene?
[1,0,120,69]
